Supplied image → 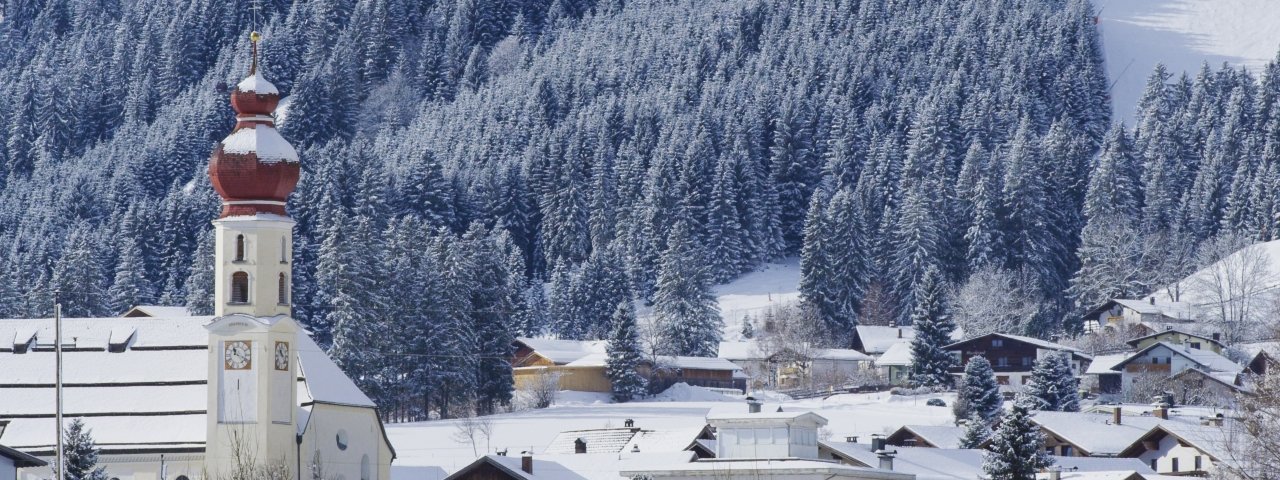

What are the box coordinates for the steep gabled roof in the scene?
[944,333,1092,361]
[1030,411,1164,456]
[885,425,966,449]
[1111,342,1242,374]
[1125,329,1225,349]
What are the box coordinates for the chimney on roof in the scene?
[870,434,886,452]
[1212,333,1221,342]
[876,450,896,471]
[574,438,587,454]
[521,453,533,474]
[1150,297,1156,305]
[1113,407,1122,425]
[624,418,635,428]
[1166,325,1173,331]
[1202,413,1225,427]
[846,436,858,443]
[747,397,762,413]
[1152,400,1169,420]
[898,328,903,339]
[1048,467,1062,480]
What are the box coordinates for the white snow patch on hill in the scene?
[1096,0,1280,123]
[714,257,801,335]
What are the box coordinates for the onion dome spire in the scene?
[208,31,300,218]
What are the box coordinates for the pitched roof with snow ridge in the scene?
[1111,342,1242,374]
[0,311,376,455]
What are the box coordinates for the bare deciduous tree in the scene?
[951,266,1039,337]
[1190,233,1279,344]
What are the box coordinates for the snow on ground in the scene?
[1095,0,1280,123]
[714,257,801,339]
[386,388,954,480]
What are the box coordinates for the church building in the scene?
[0,34,393,480]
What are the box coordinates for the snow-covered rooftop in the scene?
[516,337,605,364]
[890,425,965,449]
[220,124,300,163]
[854,326,916,354]
[236,71,279,95]
[1030,411,1173,456]
[544,428,638,454]
[717,341,873,362]
[875,342,913,367]
[621,458,912,479]
[1084,354,1130,375]
[1113,342,1243,374]
[822,443,984,480]
[0,311,375,452]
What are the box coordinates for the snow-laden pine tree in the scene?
[1023,352,1079,412]
[908,266,956,387]
[606,301,648,402]
[107,238,151,314]
[62,418,108,480]
[983,401,1053,480]
[740,315,755,339]
[654,219,723,357]
[182,229,216,316]
[955,356,1002,422]
[957,414,992,450]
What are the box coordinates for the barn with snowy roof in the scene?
[0,34,392,480]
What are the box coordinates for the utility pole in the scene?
[54,289,64,480]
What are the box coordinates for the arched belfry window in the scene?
[278,273,289,305]
[231,272,250,303]
[235,234,246,262]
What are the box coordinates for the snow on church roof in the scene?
[297,333,376,408]
[221,124,300,163]
[0,313,376,453]
[237,71,279,95]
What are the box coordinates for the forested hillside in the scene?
[20,0,1280,416]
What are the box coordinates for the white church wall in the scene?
[299,404,391,480]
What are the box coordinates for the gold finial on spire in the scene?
[249,31,261,75]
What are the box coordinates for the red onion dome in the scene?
[208,36,300,218]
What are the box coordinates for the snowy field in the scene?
[1095,0,1280,123]
[713,258,801,338]
[385,388,955,480]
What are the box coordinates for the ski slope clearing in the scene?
[385,389,955,480]
[1096,0,1280,123]
[714,258,801,339]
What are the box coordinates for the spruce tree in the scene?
[982,402,1053,480]
[740,315,755,339]
[908,266,957,387]
[107,239,151,314]
[654,219,723,357]
[957,413,992,449]
[62,418,108,480]
[183,229,216,316]
[1024,352,1078,411]
[606,301,647,402]
[956,356,1002,422]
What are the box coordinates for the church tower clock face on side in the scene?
[225,340,252,370]
[274,341,289,370]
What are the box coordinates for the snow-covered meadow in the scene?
[1096,0,1280,122]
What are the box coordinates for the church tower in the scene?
[204,32,302,480]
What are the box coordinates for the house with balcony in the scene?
[943,333,1092,388]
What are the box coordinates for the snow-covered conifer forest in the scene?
[2,0,1279,417]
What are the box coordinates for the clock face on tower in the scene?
[274,341,289,370]
[224,340,252,370]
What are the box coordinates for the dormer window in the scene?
[231,272,250,303]
[235,235,246,262]
[278,273,289,305]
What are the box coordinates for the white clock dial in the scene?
[224,340,252,370]
[274,341,290,370]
